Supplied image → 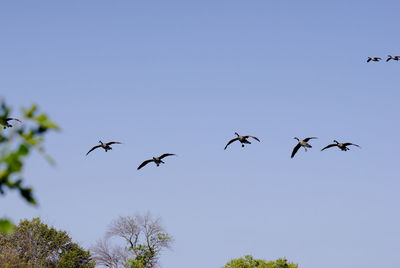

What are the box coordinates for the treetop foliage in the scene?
[0,217,95,267]
[222,255,298,268]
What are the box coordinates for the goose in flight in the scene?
[321,140,360,151]
[291,137,317,158]
[367,57,381,62]
[386,55,400,62]
[137,153,176,170]
[224,132,260,150]
[86,141,122,155]
[0,118,21,129]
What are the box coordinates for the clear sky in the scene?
[1,1,400,267]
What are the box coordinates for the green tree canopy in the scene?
[0,217,95,267]
[222,255,298,268]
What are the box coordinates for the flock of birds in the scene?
[221,134,361,158]
[1,117,361,169]
[222,134,360,158]
[83,132,361,170]
[367,55,400,62]
[79,54,388,166]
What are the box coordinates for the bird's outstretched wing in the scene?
[343,143,361,148]
[291,143,301,158]
[224,138,238,150]
[86,145,101,155]
[367,58,371,62]
[303,137,317,142]
[137,159,154,170]
[387,57,391,62]
[159,153,176,159]
[106,141,122,145]
[321,144,337,151]
[245,136,260,142]
[6,118,21,123]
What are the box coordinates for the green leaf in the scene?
[23,104,37,118]
[0,219,15,235]
[17,143,30,156]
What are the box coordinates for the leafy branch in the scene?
[0,101,59,234]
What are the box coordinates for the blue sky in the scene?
[1,1,400,267]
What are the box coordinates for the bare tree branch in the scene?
[91,238,127,268]
[106,216,141,258]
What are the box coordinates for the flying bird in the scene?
[291,137,317,158]
[321,140,360,151]
[386,55,400,62]
[367,57,381,62]
[224,132,260,150]
[0,118,21,129]
[137,154,176,170]
[86,141,122,155]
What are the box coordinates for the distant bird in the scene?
[0,118,21,129]
[137,153,176,170]
[321,140,360,151]
[224,132,260,150]
[386,55,400,62]
[86,141,122,155]
[367,57,381,62]
[291,137,317,158]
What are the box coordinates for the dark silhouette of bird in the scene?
[224,132,260,150]
[321,140,360,151]
[367,57,381,62]
[386,55,400,62]
[137,154,176,170]
[291,137,317,158]
[86,141,122,155]
[0,118,21,129]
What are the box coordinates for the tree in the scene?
[92,213,173,268]
[0,217,95,267]
[0,101,59,234]
[222,255,298,268]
